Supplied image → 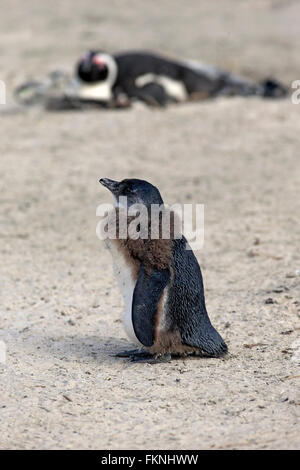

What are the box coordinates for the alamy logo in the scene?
[291,80,300,104]
[290,338,300,365]
[0,80,6,105]
[96,198,204,250]
[0,341,6,364]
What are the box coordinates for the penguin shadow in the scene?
[20,330,232,366]
[31,334,213,365]
[19,331,134,365]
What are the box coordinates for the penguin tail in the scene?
[215,74,288,99]
[261,78,288,98]
[210,337,228,357]
[182,321,228,358]
[200,327,228,358]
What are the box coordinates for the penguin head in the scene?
[99,178,164,208]
[77,51,118,86]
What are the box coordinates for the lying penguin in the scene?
[100,177,227,363]
[74,50,287,107]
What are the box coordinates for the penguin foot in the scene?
[115,349,150,358]
[115,349,171,363]
[131,353,172,364]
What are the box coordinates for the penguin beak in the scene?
[99,178,120,194]
[80,53,92,73]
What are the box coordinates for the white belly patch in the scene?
[135,73,188,102]
[106,240,143,346]
[67,78,112,102]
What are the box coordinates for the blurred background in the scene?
[1,0,300,90]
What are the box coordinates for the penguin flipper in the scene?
[132,263,170,347]
[123,79,169,106]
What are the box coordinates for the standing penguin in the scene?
[99,177,227,363]
[76,50,287,106]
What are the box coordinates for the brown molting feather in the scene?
[153,288,166,344]
[149,329,200,356]
[104,206,182,274]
